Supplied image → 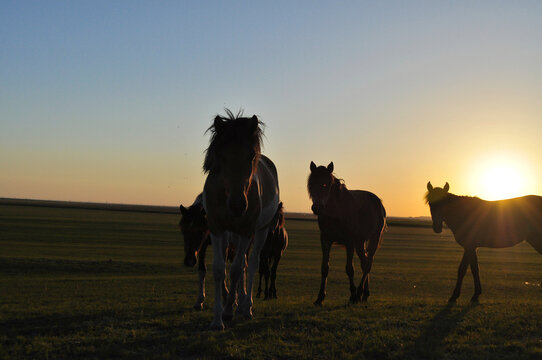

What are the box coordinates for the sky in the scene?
[1,1,541,216]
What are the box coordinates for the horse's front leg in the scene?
[222,234,246,322]
[346,245,357,303]
[449,248,473,303]
[193,240,209,310]
[468,249,481,303]
[239,228,268,318]
[237,251,248,304]
[314,234,331,306]
[209,232,228,330]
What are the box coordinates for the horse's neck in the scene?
[326,182,350,216]
[443,196,473,230]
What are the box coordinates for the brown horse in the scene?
[257,202,288,300]
[426,182,542,303]
[203,110,279,330]
[308,162,386,305]
[179,193,247,310]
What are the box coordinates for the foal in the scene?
[426,182,542,302]
[257,202,288,299]
[308,162,386,305]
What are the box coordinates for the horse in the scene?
[308,161,386,305]
[202,110,279,330]
[425,182,542,303]
[256,201,288,300]
[179,193,247,310]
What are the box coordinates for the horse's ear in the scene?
[310,161,317,172]
[427,182,434,191]
[214,115,224,132]
[248,115,259,134]
[443,182,450,192]
[327,162,334,173]
[180,205,187,216]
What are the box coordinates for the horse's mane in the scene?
[425,192,481,206]
[203,109,264,174]
[307,172,347,199]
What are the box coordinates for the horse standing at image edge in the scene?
[202,110,279,330]
[308,161,386,305]
[425,182,542,303]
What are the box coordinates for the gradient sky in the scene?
[2,1,541,216]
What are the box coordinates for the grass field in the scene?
[1,204,541,359]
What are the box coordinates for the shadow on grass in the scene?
[407,302,477,358]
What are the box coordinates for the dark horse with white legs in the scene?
[179,193,247,310]
[203,110,279,330]
[257,202,288,300]
[308,162,386,305]
[426,182,542,303]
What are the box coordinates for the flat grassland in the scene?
[0,204,540,359]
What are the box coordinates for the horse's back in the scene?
[349,190,386,223]
[455,195,542,248]
[255,155,280,229]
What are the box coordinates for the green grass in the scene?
[0,204,541,359]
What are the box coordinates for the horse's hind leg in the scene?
[263,262,270,299]
[346,245,358,303]
[357,251,374,303]
[269,255,281,299]
[468,249,482,303]
[449,248,473,303]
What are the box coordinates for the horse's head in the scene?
[179,203,207,267]
[203,110,263,218]
[425,181,450,233]
[269,201,285,231]
[308,161,335,215]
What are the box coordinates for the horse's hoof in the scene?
[448,297,458,304]
[470,296,480,304]
[314,300,323,307]
[209,320,225,331]
[193,303,204,311]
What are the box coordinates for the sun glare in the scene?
[470,154,532,200]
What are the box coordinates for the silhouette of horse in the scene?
[308,162,386,305]
[257,202,288,300]
[179,194,247,310]
[426,182,542,302]
[203,110,279,330]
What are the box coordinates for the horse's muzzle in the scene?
[432,224,442,233]
[311,204,321,215]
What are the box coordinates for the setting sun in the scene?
[469,153,534,200]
